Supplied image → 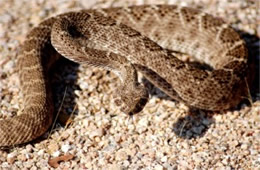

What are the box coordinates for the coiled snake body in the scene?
[0,5,248,147]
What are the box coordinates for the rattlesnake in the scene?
[0,5,248,147]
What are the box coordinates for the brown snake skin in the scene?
[0,5,248,147]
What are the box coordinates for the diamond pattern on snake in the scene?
[0,5,248,147]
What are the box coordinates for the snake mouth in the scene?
[128,96,149,115]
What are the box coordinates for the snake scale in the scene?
[0,5,248,147]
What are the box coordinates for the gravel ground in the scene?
[0,0,259,169]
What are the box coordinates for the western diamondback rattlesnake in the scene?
[0,5,248,147]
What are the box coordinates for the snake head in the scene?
[113,84,149,115]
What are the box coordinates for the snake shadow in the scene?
[50,57,80,128]
[142,30,259,139]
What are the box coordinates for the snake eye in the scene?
[68,26,82,38]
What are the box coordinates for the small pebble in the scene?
[61,144,71,153]
[7,153,17,164]
[154,164,164,170]
[52,151,61,157]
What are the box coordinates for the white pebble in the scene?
[52,151,60,157]
[61,144,71,153]
[37,149,45,156]
[7,152,17,159]
[89,128,104,138]
[161,156,168,162]
[241,143,248,150]
[154,164,164,170]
